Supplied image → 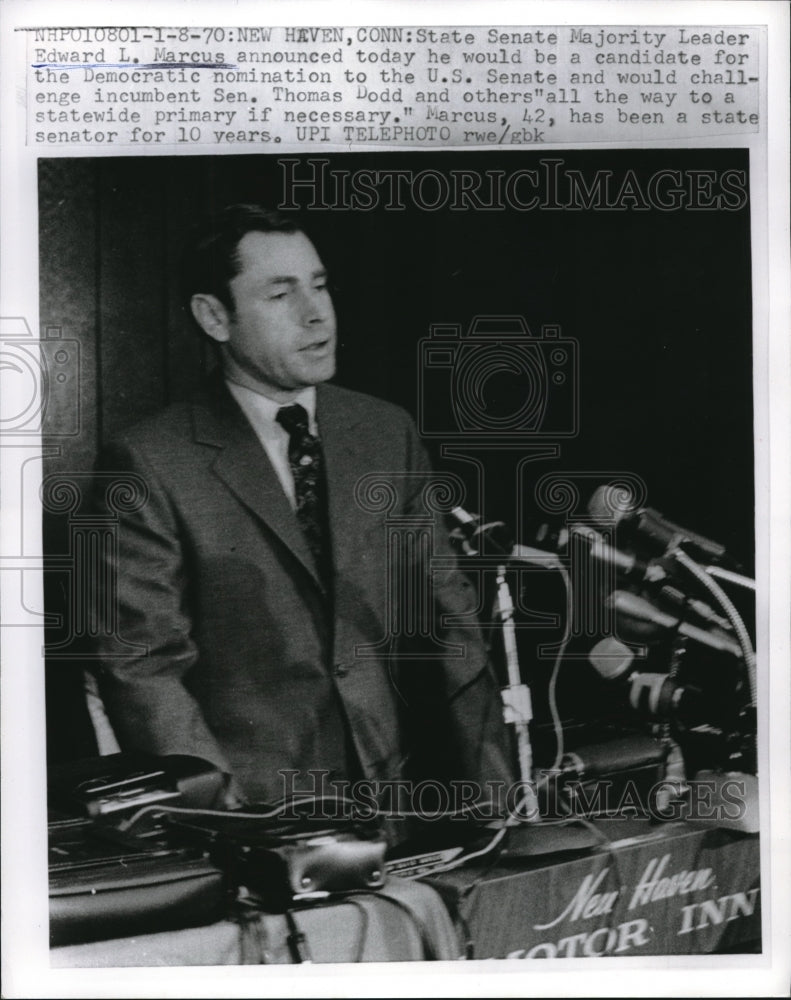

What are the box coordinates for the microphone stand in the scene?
[447,511,557,826]
[495,565,540,823]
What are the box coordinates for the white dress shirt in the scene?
[226,380,318,510]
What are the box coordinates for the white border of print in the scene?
[1,1,789,997]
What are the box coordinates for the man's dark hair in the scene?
[183,204,303,313]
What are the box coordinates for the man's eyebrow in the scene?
[264,268,328,285]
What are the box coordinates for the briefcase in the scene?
[49,816,228,946]
[48,753,231,946]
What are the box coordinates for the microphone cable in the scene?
[546,561,574,773]
[671,547,756,707]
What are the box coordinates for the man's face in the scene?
[218,230,337,400]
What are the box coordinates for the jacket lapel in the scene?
[191,376,321,589]
[316,384,374,581]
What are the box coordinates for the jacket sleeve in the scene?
[89,439,233,776]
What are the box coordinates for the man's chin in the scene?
[300,357,336,386]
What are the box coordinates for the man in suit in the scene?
[92,205,513,818]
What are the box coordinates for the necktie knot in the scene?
[276,403,310,438]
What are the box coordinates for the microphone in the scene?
[450,507,562,569]
[606,591,742,658]
[452,510,734,635]
[537,522,732,629]
[567,523,647,576]
[452,507,649,574]
[588,636,635,681]
[451,508,653,577]
[588,485,729,565]
[449,507,563,568]
[649,579,733,632]
[449,506,512,555]
[531,520,649,576]
[588,638,701,722]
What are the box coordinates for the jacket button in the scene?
[334,663,348,678]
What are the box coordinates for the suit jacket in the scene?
[92,376,514,805]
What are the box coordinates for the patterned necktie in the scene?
[276,403,332,590]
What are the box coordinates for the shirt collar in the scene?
[225,379,317,430]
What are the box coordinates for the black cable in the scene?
[254,896,371,965]
[117,794,367,834]
[120,794,514,837]
[548,801,630,955]
[284,908,312,964]
[340,889,439,961]
[342,898,371,964]
[280,892,429,964]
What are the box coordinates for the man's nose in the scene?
[297,286,328,324]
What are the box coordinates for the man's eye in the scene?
[314,281,328,292]
[268,290,288,300]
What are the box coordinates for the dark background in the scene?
[39,149,754,761]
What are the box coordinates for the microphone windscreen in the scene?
[587,483,637,528]
[588,636,634,681]
[607,590,677,630]
[450,506,476,527]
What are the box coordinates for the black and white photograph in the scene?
[36,149,759,965]
[1,3,789,998]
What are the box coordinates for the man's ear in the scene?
[190,294,232,344]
